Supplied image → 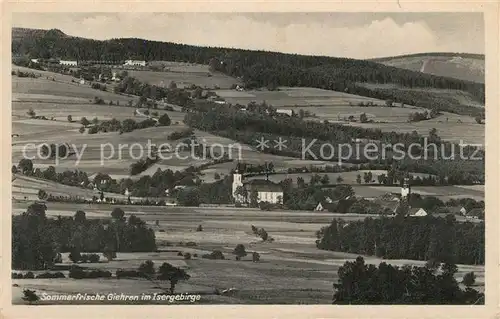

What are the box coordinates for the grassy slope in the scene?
[373,53,485,84]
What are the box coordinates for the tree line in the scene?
[316,216,484,265]
[12,203,156,270]
[333,256,483,304]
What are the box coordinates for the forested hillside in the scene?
[12,28,484,116]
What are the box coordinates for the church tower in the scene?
[232,169,244,202]
[401,177,411,199]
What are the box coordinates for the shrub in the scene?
[202,250,225,260]
[177,251,184,256]
[252,252,261,262]
[116,269,143,279]
[185,241,197,247]
[196,224,203,232]
[233,244,247,261]
[138,260,156,275]
[184,253,192,260]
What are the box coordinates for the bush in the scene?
[202,250,225,260]
[196,224,203,232]
[36,272,66,279]
[184,253,192,260]
[177,251,184,256]
[185,241,197,247]
[138,260,155,275]
[116,269,143,279]
[252,252,261,262]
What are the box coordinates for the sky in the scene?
[12,12,484,59]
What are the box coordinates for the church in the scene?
[232,170,284,205]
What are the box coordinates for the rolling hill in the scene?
[11,28,485,117]
[373,53,485,84]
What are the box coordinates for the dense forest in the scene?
[333,257,483,304]
[12,28,484,116]
[12,203,156,270]
[316,216,484,265]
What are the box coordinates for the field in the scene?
[11,202,485,304]
[352,185,485,201]
[114,63,241,89]
[214,86,483,145]
[373,53,485,83]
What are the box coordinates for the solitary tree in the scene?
[37,189,48,200]
[22,289,39,304]
[356,174,362,184]
[81,117,90,127]
[233,244,247,261]
[157,262,190,293]
[462,272,476,287]
[359,113,368,123]
[138,260,156,276]
[252,252,261,262]
[336,176,344,184]
[27,108,36,118]
[67,115,73,122]
[158,113,171,126]
[79,126,85,134]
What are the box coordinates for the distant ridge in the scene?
[372,52,484,83]
[372,52,485,62]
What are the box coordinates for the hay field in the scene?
[115,68,241,89]
[244,170,434,186]
[12,202,484,304]
[352,185,485,201]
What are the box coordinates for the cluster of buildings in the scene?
[232,170,284,205]
[29,58,147,68]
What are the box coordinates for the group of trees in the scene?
[333,257,483,304]
[114,76,193,108]
[408,109,440,122]
[12,204,156,270]
[316,216,484,265]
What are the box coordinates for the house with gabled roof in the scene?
[466,208,484,220]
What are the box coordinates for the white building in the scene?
[401,177,411,198]
[409,208,428,217]
[124,60,146,67]
[30,58,39,63]
[232,171,283,205]
[60,60,78,66]
[276,109,293,117]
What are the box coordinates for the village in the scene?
[10,16,486,306]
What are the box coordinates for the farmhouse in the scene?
[409,207,428,217]
[466,208,484,220]
[59,60,78,66]
[124,60,146,67]
[445,206,467,215]
[232,171,283,204]
[276,109,294,117]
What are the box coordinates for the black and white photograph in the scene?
[7,10,492,309]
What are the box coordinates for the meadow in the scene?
[214,86,484,145]
[11,202,485,305]
[114,66,241,89]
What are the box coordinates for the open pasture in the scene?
[352,185,485,201]
[216,86,394,108]
[12,202,484,304]
[348,115,484,145]
[114,68,241,89]
[245,170,434,186]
